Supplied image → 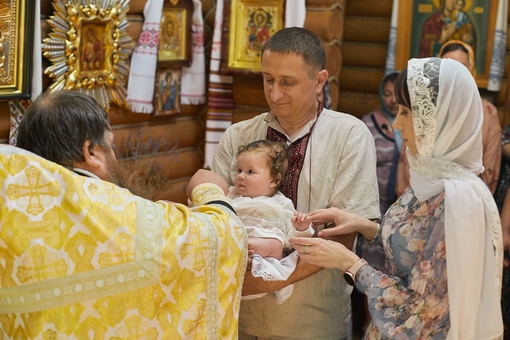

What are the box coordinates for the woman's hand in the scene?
[289,236,359,272]
[307,208,378,241]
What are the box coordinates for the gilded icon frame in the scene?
[0,0,35,100]
[42,0,134,110]
[395,0,499,88]
[158,1,192,67]
[228,0,284,72]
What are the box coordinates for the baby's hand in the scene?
[292,211,311,231]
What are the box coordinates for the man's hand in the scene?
[186,169,229,198]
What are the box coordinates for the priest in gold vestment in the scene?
[0,145,247,338]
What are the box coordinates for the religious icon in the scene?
[160,14,180,56]
[157,2,192,66]
[0,0,35,100]
[81,26,105,72]
[419,0,476,58]
[154,69,180,116]
[395,0,498,88]
[228,0,284,72]
[248,9,271,53]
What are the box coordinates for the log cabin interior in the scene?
[1,0,509,205]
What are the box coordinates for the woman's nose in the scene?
[393,115,402,131]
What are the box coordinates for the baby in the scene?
[227,140,314,303]
[228,139,313,259]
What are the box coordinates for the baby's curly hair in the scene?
[237,140,288,188]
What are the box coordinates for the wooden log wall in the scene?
[339,0,510,131]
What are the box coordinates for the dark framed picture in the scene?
[0,0,35,100]
[228,0,284,72]
[395,0,499,88]
[158,0,193,66]
[154,68,181,116]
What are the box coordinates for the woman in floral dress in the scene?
[291,57,503,339]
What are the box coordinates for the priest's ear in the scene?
[73,140,105,177]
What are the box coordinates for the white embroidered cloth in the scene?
[487,0,508,91]
[247,252,298,304]
[127,0,164,113]
[180,0,206,105]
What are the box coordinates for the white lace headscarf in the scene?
[405,58,503,340]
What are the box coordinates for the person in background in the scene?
[8,90,247,338]
[291,57,504,339]
[355,71,401,334]
[212,27,379,340]
[362,72,401,215]
[396,40,502,196]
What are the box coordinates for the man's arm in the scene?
[242,232,356,295]
[242,257,322,295]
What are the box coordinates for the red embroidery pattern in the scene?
[191,24,204,51]
[135,22,160,51]
[267,101,323,208]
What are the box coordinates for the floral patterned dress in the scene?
[495,124,510,336]
[356,187,450,339]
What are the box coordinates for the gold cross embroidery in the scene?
[42,329,57,339]
[17,244,68,283]
[111,315,158,340]
[98,233,134,267]
[88,182,125,206]
[183,298,206,336]
[180,227,207,271]
[7,166,60,215]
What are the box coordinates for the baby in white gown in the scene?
[226,140,314,303]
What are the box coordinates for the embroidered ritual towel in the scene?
[127,0,164,113]
[385,0,398,73]
[180,0,206,105]
[204,0,233,168]
[285,0,306,27]
[487,0,507,91]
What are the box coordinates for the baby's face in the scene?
[234,152,277,198]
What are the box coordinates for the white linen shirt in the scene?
[212,108,380,339]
